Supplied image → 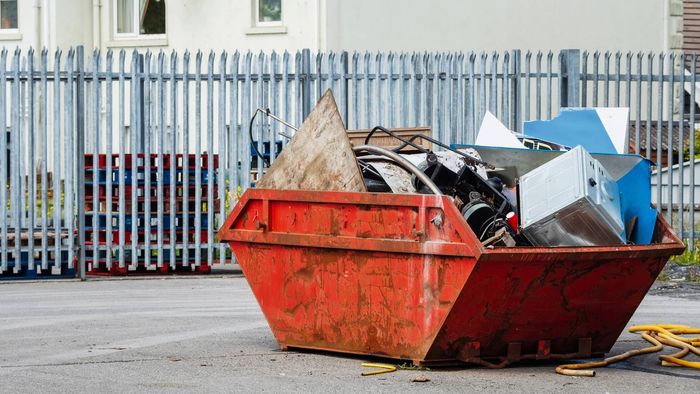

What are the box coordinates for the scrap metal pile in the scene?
[353,127,524,247]
[254,90,653,249]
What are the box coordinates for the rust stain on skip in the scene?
[218,188,685,365]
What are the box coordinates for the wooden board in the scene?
[6,230,68,247]
[346,127,432,152]
[255,90,367,192]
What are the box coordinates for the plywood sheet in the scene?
[255,90,367,192]
[346,127,432,151]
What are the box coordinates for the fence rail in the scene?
[0,47,698,278]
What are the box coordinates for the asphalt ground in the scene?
[1,275,699,393]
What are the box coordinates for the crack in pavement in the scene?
[0,351,289,369]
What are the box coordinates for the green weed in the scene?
[670,247,700,266]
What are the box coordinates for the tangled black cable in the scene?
[249,108,271,167]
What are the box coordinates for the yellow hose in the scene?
[653,332,691,367]
[556,324,700,377]
[361,363,397,376]
[629,325,697,345]
[556,332,662,377]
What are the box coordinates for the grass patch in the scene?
[670,247,700,266]
[665,242,700,282]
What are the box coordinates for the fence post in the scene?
[137,54,145,152]
[512,49,522,132]
[342,50,349,126]
[559,49,581,108]
[76,46,86,281]
[301,48,312,119]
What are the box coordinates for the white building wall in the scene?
[0,1,681,54]
[0,1,91,54]
[98,0,322,53]
[324,0,674,53]
[0,1,322,53]
[55,1,93,52]
[0,0,41,51]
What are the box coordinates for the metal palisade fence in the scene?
[0,47,698,278]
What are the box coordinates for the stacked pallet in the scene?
[0,231,73,279]
[84,153,218,275]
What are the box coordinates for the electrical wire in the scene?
[364,126,431,154]
[365,127,493,169]
[248,108,300,168]
[352,145,442,195]
[249,108,270,167]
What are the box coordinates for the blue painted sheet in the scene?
[523,108,617,154]
[616,159,656,245]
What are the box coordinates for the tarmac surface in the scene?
[1,274,699,393]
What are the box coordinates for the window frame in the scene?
[113,0,167,40]
[0,0,19,33]
[254,0,283,27]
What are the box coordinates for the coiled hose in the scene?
[556,324,700,377]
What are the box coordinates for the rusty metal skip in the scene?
[218,188,685,367]
[220,91,685,369]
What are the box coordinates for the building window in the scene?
[115,0,166,37]
[256,0,282,26]
[0,0,17,30]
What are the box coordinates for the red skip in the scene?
[218,188,684,366]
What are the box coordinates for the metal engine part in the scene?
[404,152,519,242]
[461,201,496,239]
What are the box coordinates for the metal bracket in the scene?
[577,337,592,357]
[537,339,551,360]
[507,342,522,362]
